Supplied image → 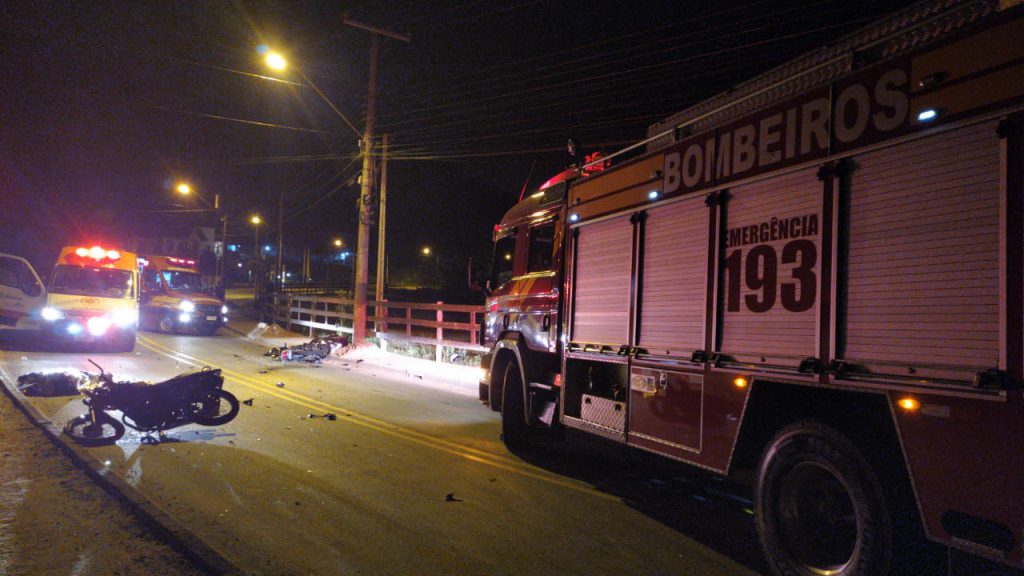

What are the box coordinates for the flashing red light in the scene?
[76,246,120,261]
[169,257,196,266]
[582,152,608,176]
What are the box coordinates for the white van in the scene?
[0,253,47,331]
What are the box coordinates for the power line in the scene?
[143,103,335,134]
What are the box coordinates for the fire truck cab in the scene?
[140,255,227,335]
[479,2,1024,575]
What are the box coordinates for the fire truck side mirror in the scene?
[467,257,489,295]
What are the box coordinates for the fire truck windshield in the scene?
[161,270,205,293]
[50,265,133,298]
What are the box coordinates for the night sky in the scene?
[0,0,917,285]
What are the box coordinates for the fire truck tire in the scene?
[500,361,529,450]
[755,421,891,576]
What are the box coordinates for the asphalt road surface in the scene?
[1,324,1019,576]
[0,327,766,576]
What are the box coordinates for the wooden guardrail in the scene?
[257,292,486,361]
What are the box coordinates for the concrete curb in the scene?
[0,372,244,576]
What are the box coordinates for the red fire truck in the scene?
[478,2,1024,574]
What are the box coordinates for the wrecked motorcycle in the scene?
[265,335,348,363]
[63,360,240,445]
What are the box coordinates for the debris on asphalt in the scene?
[242,398,254,406]
[307,413,337,421]
[445,493,463,502]
[258,370,268,374]
[276,381,285,388]
[16,371,83,396]
[247,322,285,341]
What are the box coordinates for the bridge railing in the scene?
[257,291,486,362]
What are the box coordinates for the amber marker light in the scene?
[897,397,920,412]
[734,377,749,389]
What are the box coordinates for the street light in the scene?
[175,181,219,210]
[251,216,262,261]
[174,181,226,284]
[265,52,287,71]
[250,215,262,293]
[261,26,408,346]
[422,246,431,256]
[325,238,344,290]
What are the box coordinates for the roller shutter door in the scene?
[639,195,709,354]
[841,120,1000,370]
[718,167,822,358]
[572,215,633,346]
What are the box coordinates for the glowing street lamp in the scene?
[265,51,287,71]
[421,246,431,256]
[261,26,408,345]
[176,182,192,195]
[251,215,262,258]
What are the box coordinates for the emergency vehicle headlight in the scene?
[179,300,196,313]
[220,305,228,315]
[41,307,64,321]
[178,312,192,323]
[67,323,83,335]
[86,316,111,336]
[112,308,138,327]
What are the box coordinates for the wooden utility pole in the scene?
[345,18,410,345]
[276,191,284,285]
[375,133,388,330]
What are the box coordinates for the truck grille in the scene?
[197,304,221,316]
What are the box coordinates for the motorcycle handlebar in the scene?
[87,359,113,384]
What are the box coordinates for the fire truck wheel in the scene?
[501,361,529,450]
[755,421,891,576]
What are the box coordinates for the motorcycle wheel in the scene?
[192,388,240,426]
[63,413,126,446]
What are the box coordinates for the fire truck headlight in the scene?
[41,307,64,321]
[220,305,228,315]
[112,308,138,327]
[178,300,196,313]
[67,323,83,335]
[178,312,192,323]
[86,316,111,336]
